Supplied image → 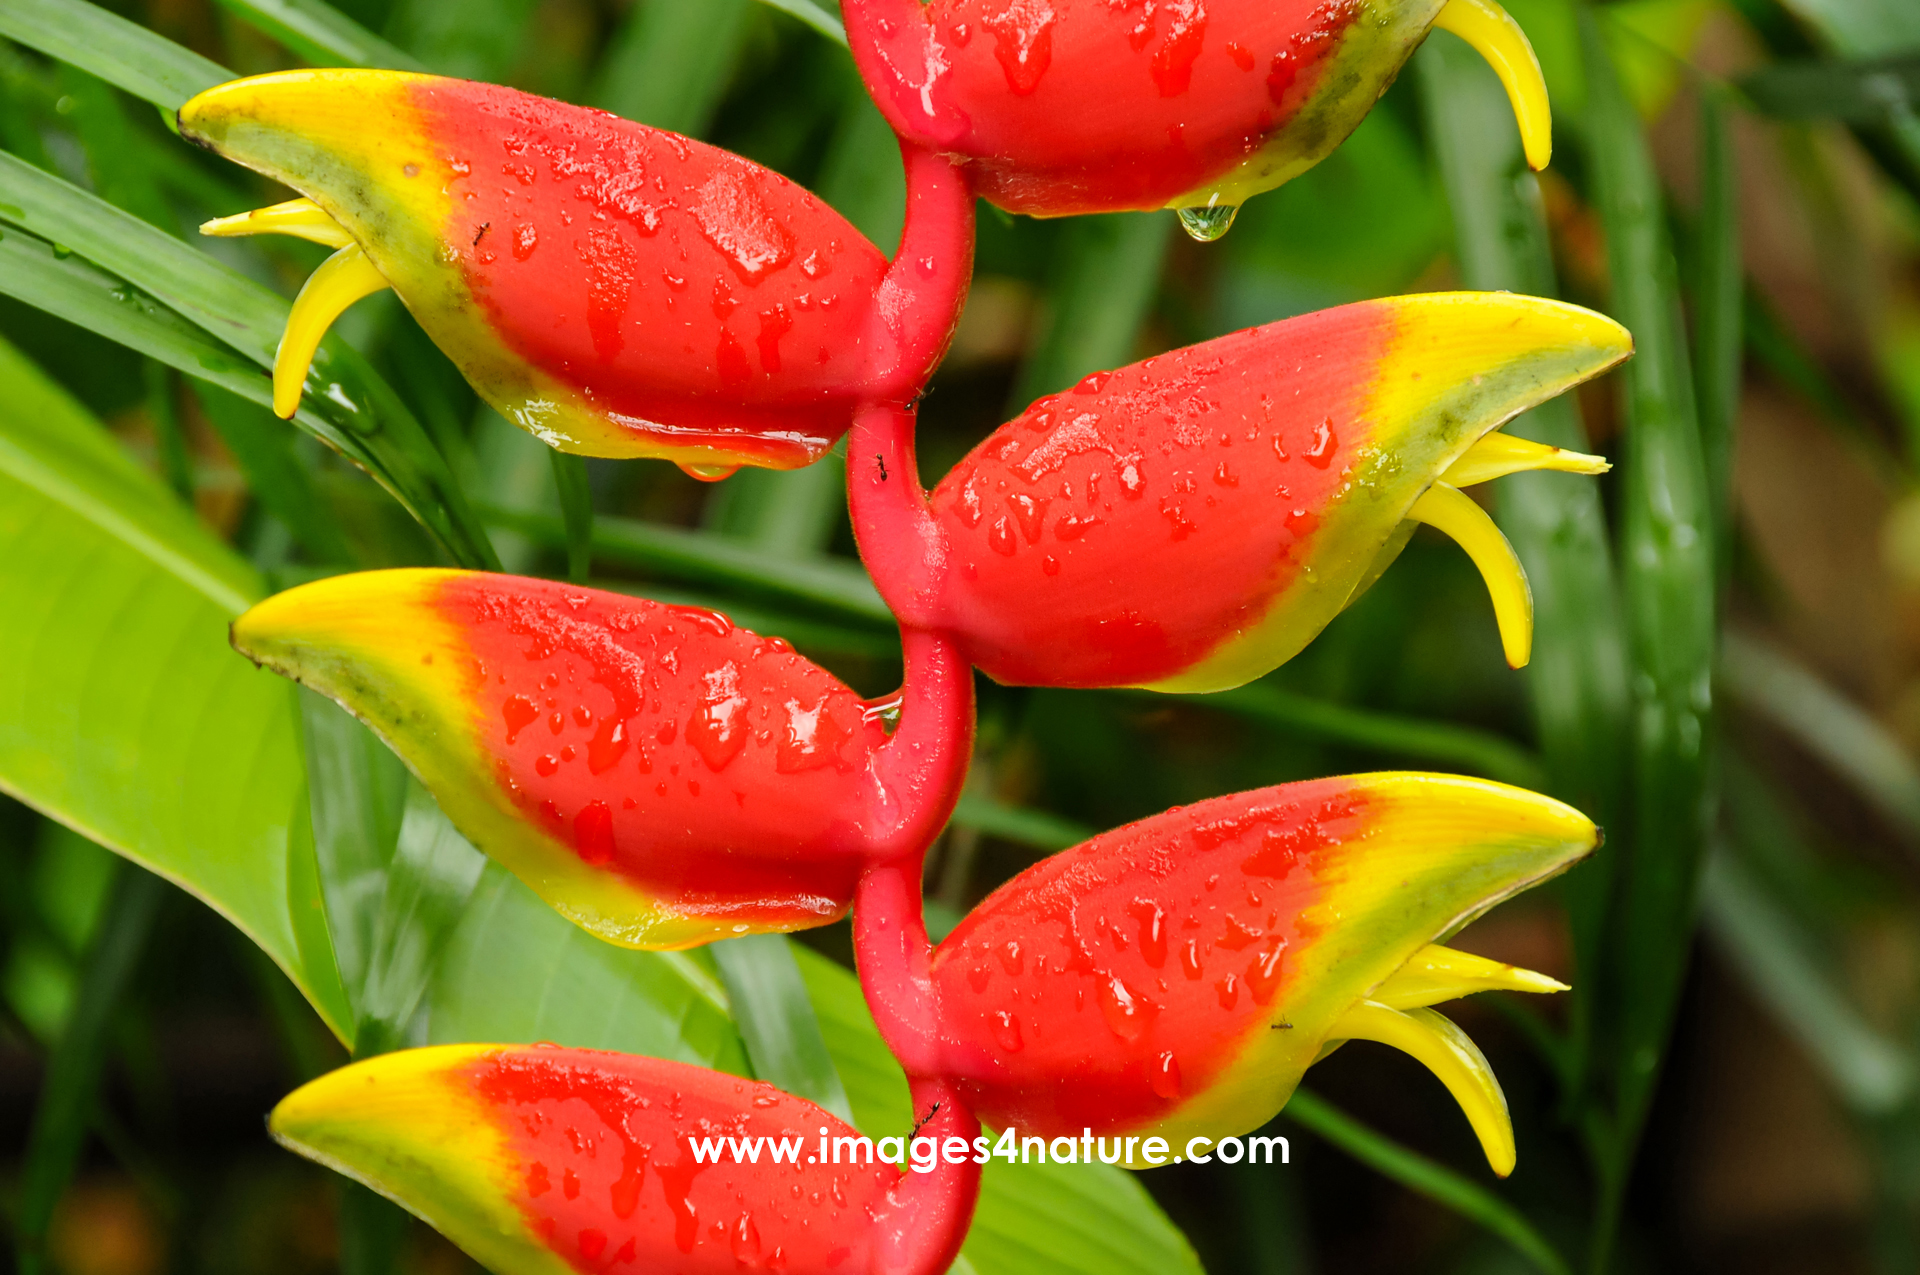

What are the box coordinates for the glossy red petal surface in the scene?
[411,79,890,465]
[848,0,1378,213]
[930,781,1360,1135]
[928,304,1387,686]
[434,575,890,925]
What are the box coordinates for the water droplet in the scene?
[1130,900,1167,968]
[574,801,615,865]
[503,694,538,743]
[987,515,1017,556]
[1177,203,1239,242]
[993,1009,1024,1052]
[1098,974,1157,1042]
[679,462,740,482]
[999,940,1023,975]
[1180,937,1204,980]
[1151,1051,1182,1099]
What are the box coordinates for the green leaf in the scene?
[1138,682,1548,791]
[1580,0,1718,1237]
[1720,632,1920,844]
[949,794,1090,853]
[191,381,357,563]
[14,861,167,1275]
[795,947,1205,1275]
[0,0,224,111]
[0,331,353,1039]
[425,862,749,1070]
[547,449,593,585]
[1740,53,1920,124]
[209,0,424,72]
[1415,32,1630,1105]
[752,0,848,45]
[711,934,854,1122]
[350,782,486,1055]
[485,504,891,624]
[1700,847,1914,1114]
[1283,1090,1571,1275]
[0,151,498,569]
[590,0,756,136]
[1013,212,1172,406]
[1693,88,1743,574]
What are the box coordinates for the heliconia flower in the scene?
[268,1045,977,1275]
[910,292,1628,693]
[925,772,1594,1174]
[179,70,972,477]
[230,570,972,950]
[844,0,1551,236]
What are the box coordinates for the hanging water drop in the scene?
[678,462,740,482]
[1176,202,1239,242]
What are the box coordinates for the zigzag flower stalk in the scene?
[231,571,973,949]
[178,71,973,476]
[269,1045,980,1275]
[844,0,1552,236]
[852,292,1629,692]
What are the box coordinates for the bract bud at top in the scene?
[232,570,895,949]
[844,0,1550,230]
[270,1045,959,1275]
[927,772,1595,1172]
[180,71,963,475]
[921,292,1628,691]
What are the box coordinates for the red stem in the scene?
[861,144,975,403]
[870,1076,983,1275]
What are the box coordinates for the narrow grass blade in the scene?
[0,151,497,568]
[1721,631,1920,847]
[547,450,593,585]
[191,381,356,563]
[1013,212,1171,405]
[1580,6,1718,1252]
[210,0,425,72]
[1416,32,1630,1107]
[1739,54,1920,125]
[1135,683,1548,791]
[591,0,755,135]
[1283,1090,1571,1275]
[484,504,890,624]
[949,795,1091,853]
[14,861,166,1275]
[0,0,224,111]
[1694,88,1743,572]
[711,934,854,1122]
[753,0,847,45]
[1701,847,1913,1114]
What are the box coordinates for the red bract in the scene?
[231,570,972,948]
[854,293,1628,692]
[270,1045,979,1275]
[898,774,1593,1171]
[180,71,972,473]
[844,0,1551,229]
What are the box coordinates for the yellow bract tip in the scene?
[201,197,354,249]
[1443,432,1610,487]
[1434,0,1553,171]
[274,242,391,419]
[1330,1001,1516,1177]
[1409,483,1533,668]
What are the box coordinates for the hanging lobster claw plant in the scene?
[893,292,1629,692]
[921,773,1594,1173]
[269,1045,979,1275]
[842,0,1553,235]
[178,71,973,476]
[232,570,971,949]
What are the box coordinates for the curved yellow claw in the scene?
[1443,432,1609,487]
[202,197,355,249]
[1330,1000,1517,1176]
[1410,482,1534,669]
[1434,0,1553,171]
[273,242,391,418]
